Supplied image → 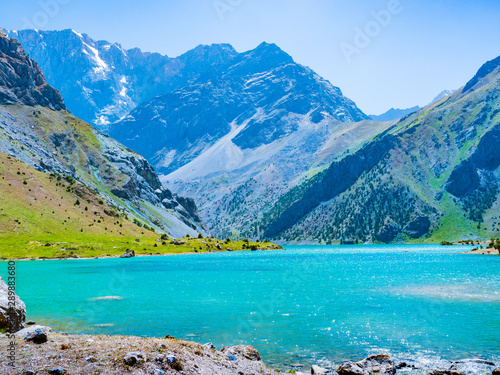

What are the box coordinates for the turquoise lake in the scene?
[2,245,500,370]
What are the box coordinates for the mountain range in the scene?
[4,28,500,243]
[369,90,455,122]
[0,29,205,250]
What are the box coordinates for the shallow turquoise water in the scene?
[2,244,500,369]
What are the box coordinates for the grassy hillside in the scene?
[250,56,500,243]
[0,151,278,259]
[0,104,206,238]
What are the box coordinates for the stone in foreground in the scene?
[337,354,396,375]
[221,345,262,361]
[430,369,466,375]
[311,364,330,374]
[48,367,66,375]
[124,351,147,366]
[24,329,48,344]
[0,276,26,332]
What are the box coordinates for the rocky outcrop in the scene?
[337,354,396,375]
[119,250,135,258]
[403,216,430,238]
[0,276,26,332]
[0,29,65,110]
[463,55,500,93]
[445,125,500,198]
[376,220,401,243]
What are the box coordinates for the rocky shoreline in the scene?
[1,326,499,375]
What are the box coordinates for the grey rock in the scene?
[430,370,466,375]
[453,359,495,366]
[165,355,176,364]
[492,368,500,375]
[311,364,329,374]
[124,351,147,366]
[221,345,261,361]
[14,325,52,337]
[337,354,395,375]
[0,276,26,332]
[26,320,36,325]
[48,368,66,375]
[23,329,48,344]
[120,250,135,258]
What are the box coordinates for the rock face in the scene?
[337,354,396,375]
[7,29,238,129]
[0,29,65,110]
[0,276,26,332]
[110,42,368,175]
[376,221,402,243]
[403,216,431,238]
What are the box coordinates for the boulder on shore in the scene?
[311,364,330,374]
[24,329,48,344]
[120,250,135,258]
[430,369,466,375]
[14,324,52,337]
[337,354,395,375]
[0,276,26,332]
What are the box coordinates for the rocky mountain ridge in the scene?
[0,29,65,110]
[109,41,369,175]
[5,29,240,129]
[0,29,205,238]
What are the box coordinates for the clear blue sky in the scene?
[1,0,499,114]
